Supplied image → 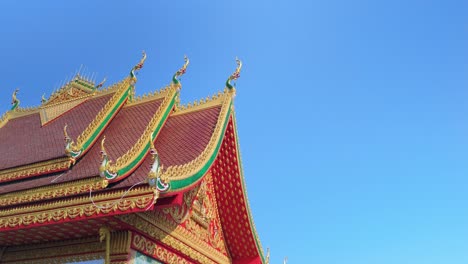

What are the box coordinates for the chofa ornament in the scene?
[99,136,117,180]
[11,88,20,110]
[130,50,147,84]
[172,55,190,86]
[63,124,82,164]
[225,57,242,90]
[147,135,170,192]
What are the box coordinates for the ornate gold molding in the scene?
[0,157,71,183]
[125,85,170,107]
[131,233,192,264]
[0,177,107,207]
[118,213,222,264]
[0,187,154,229]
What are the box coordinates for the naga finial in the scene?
[95,77,107,89]
[225,57,242,90]
[64,124,78,164]
[11,88,19,110]
[148,134,169,193]
[130,50,147,84]
[41,93,47,104]
[99,136,114,179]
[172,55,190,86]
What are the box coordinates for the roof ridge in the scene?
[173,89,229,116]
[126,85,173,107]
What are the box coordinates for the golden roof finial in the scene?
[226,57,242,90]
[41,93,47,104]
[172,55,190,86]
[130,50,147,84]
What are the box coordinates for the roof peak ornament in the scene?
[64,124,81,164]
[41,93,47,104]
[99,136,116,180]
[147,135,169,195]
[130,50,147,85]
[11,88,19,111]
[225,57,242,91]
[95,77,107,89]
[172,55,190,87]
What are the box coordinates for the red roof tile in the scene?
[0,99,163,195]
[0,94,113,170]
[112,105,221,188]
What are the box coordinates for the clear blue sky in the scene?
[0,1,467,263]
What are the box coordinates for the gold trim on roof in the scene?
[162,89,233,181]
[0,177,108,207]
[172,90,227,116]
[67,78,132,154]
[0,157,71,183]
[231,113,266,261]
[102,85,177,177]
[119,213,225,264]
[0,188,154,229]
[124,86,171,107]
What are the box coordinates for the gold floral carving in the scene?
[161,185,199,224]
[118,213,228,264]
[0,177,107,207]
[162,89,234,182]
[0,187,154,229]
[45,86,91,106]
[131,233,192,264]
[0,157,71,183]
[184,173,228,255]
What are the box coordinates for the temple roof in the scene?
[0,55,265,263]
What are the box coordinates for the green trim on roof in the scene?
[169,101,232,191]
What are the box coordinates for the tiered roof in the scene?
[0,54,265,263]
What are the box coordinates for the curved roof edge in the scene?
[101,84,179,183]
[160,89,236,192]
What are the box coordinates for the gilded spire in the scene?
[225,57,242,90]
[172,55,190,86]
[130,50,147,84]
[11,88,19,110]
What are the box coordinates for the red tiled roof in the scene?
[0,104,221,198]
[0,99,163,194]
[0,94,113,170]
[111,105,222,188]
